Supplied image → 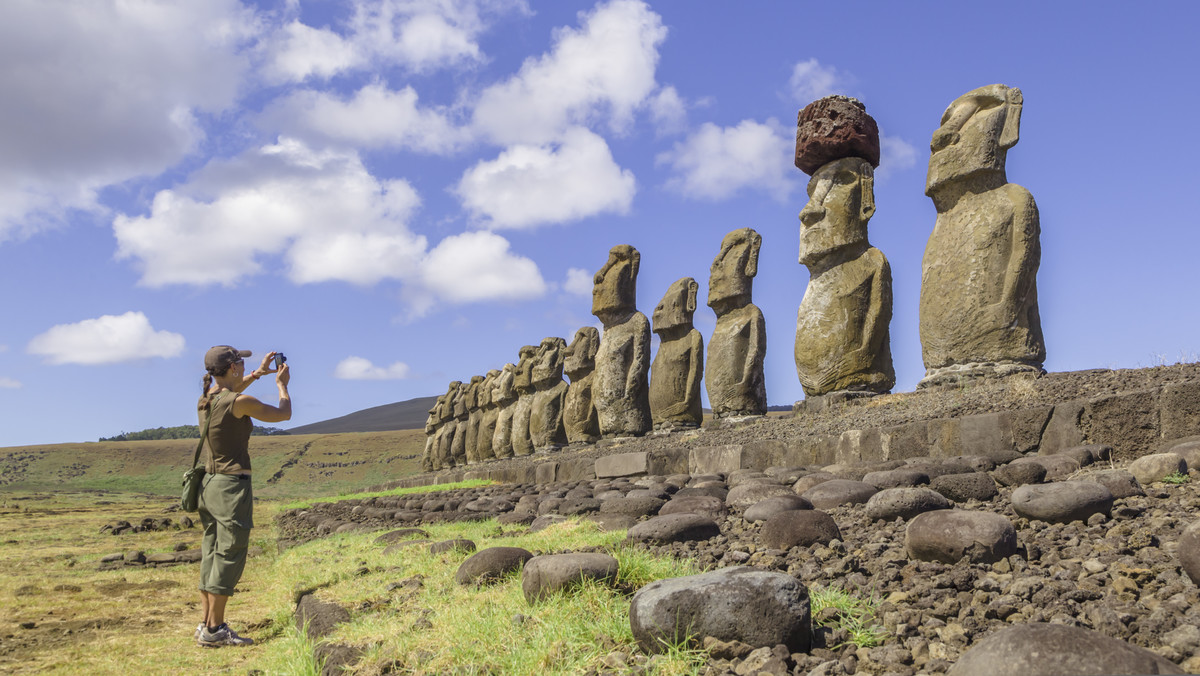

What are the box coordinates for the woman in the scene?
[194,345,291,648]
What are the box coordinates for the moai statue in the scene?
[449,381,468,466]
[476,369,501,462]
[462,375,484,465]
[530,336,569,451]
[491,363,518,459]
[422,399,440,472]
[649,277,704,430]
[435,382,459,469]
[919,84,1044,387]
[563,327,601,445]
[793,96,895,399]
[592,245,652,437]
[511,345,538,457]
[706,229,767,418]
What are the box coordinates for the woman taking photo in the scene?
[195,345,290,648]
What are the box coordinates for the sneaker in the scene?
[198,623,254,647]
[194,623,204,641]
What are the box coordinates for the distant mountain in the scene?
[287,396,439,435]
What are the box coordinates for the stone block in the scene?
[1081,390,1161,461]
[1161,381,1200,441]
[1010,406,1053,452]
[880,421,931,460]
[741,440,788,468]
[595,452,649,479]
[1039,400,1086,454]
[835,428,884,464]
[463,470,488,482]
[535,462,558,484]
[647,448,688,476]
[689,445,744,475]
[556,457,596,482]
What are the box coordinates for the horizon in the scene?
[2,1,1199,446]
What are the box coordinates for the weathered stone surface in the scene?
[295,593,350,640]
[374,528,430,545]
[742,495,812,523]
[626,513,720,545]
[530,337,569,451]
[462,375,484,465]
[630,567,811,653]
[706,229,767,418]
[659,495,727,521]
[689,444,744,476]
[511,345,537,457]
[491,363,517,459]
[455,547,533,586]
[919,84,1043,386]
[792,472,836,494]
[599,496,665,518]
[475,369,500,461]
[800,479,877,509]
[794,95,880,175]
[946,622,1184,676]
[522,553,619,603]
[1128,452,1186,485]
[593,245,652,437]
[1162,381,1200,440]
[905,510,1018,564]
[595,452,649,479]
[1010,454,1079,480]
[529,514,568,532]
[795,156,894,398]
[1179,520,1200,586]
[1166,439,1200,469]
[429,538,476,555]
[1011,481,1113,523]
[1084,469,1144,499]
[725,482,794,510]
[760,510,840,549]
[863,468,929,489]
[586,513,639,531]
[930,472,998,502]
[865,487,951,521]
[992,460,1045,486]
[649,278,704,431]
[563,327,600,444]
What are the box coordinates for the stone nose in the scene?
[931,129,959,152]
[799,202,825,226]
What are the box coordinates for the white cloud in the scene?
[648,86,687,136]
[564,268,593,296]
[261,83,468,154]
[658,119,795,202]
[789,58,845,104]
[471,0,667,145]
[334,356,411,380]
[418,231,546,305]
[260,20,359,83]
[879,132,919,179]
[0,377,21,389]
[113,138,427,287]
[27,312,185,366]
[0,0,259,240]
[456,127,635,229]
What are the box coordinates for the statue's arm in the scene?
[998,186,1040,323]
[743,311,766,386]
[684,331,704,409]
[627,318,651,396]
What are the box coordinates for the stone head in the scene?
[439,384,458,419]
[564,326,600,379]
[465,375,484,408]
[798,157,875,266]
[479,369,500,407]
[427,398,442,425]
[926,84,1022,195]
[533,337,567,385]
[592,245,640,324]
[515,345,538,390]
[653,277,699,335]
[708,228,761,313]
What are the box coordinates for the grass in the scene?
[279,478,495,510]
[1161,471,1190,485]
[810,584,886,649]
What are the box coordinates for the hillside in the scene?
[287,395,439,434]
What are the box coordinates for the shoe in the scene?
[198,623,254,647]
[194,623,204,641]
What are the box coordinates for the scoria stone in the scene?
[794,95,880,175]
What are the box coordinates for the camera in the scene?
[274,353,287,369]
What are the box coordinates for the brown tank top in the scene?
[199,390,252,474]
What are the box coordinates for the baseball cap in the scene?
[204,345,251,371]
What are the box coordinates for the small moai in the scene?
[706,229,767,418]
[563,326,601,445]
[511,345,538,457]
[463,375,484,464]
[476,369,501,462]
[793,96,895,399]
[592,245,652,437]
[649,277,704,430]
[422,399,440,472]
[435,382,459,469]
[491,363,518,459]
[919,84,1044,387]
[449,380,468,466]
[530,336,569,452]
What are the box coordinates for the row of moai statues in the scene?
[793,83,1043,399]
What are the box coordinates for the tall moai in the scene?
[449,381,468,466]
[706,229,767,418]
[793,96,895,398]
[476,369,501,461]
[649,277,704,430]
[491,363,518,459]
[530,336,569,452]
[422,398,440,472]
[563,326,601,445]
[511,345,538,457]
[919,84,1044,387]
[462,375,484,464]
[592,245,652,437]
[435,382,459,469]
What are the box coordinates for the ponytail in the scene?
[198,373,214,412]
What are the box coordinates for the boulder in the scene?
[864,487,951,521]
[905,510,1017,564]
[586,513,639,531]
[742,495,813,523]
[800,479,877,509]
[1011,482,1113,524]
[1084,469,1144,499]
[947,622,1184,675]
[522,553,620,604]
[792,472,836,493]
[529,514,568,532]
[1178,520,1200,587]
[659,495,728,521]
[760,510,841,549]
[599,496,665,518]
[627,513,720,545]
[862,469,930,489]
[630,567,811,653]
[1010,455,1079,481]
[1166,440,1200,469]
[992,461,1046,487]
[295,593,350,640]
[1128,452,1186,485]
[674,485,729,501]
[429,539,475,555]
[930,472,998,502]
[725,482,794,510]
[455,547,533,586]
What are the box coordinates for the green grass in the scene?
[278,478,495,509]
[810,584,886,648]
[1161,471,1190,485]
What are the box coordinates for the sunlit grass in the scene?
[279,478,495,510]
[809,584,886,648]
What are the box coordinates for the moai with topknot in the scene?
[706,229,767,418]
[649,277,704,430]
[530,336,569,452]
[563,327,601,445]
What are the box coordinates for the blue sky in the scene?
[2,1,1198,446]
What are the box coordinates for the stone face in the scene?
[563,327,601,444]
[795,157,894,397]
[794,95,880,175]
[800,479,877,509]
[760,510,841,549]
[905,509,1018,564]
[522,553,620,604]
[1011,481,1114,523]
[630,567,811,653]
[511,346,537,457]
[530,337,569,451]
[649,277,704,430]
[593,245,652,437]
[706,229,767,417]
[919,84,1044,386]
[1179,520,1200,586]
[455,547,533,586]
[865,487,952,521]
[946,622,1184,676]
[1128,452,1186,485]
[626,513,720,545]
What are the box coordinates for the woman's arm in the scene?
[233,363,291,422]
[230,352,280,393]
